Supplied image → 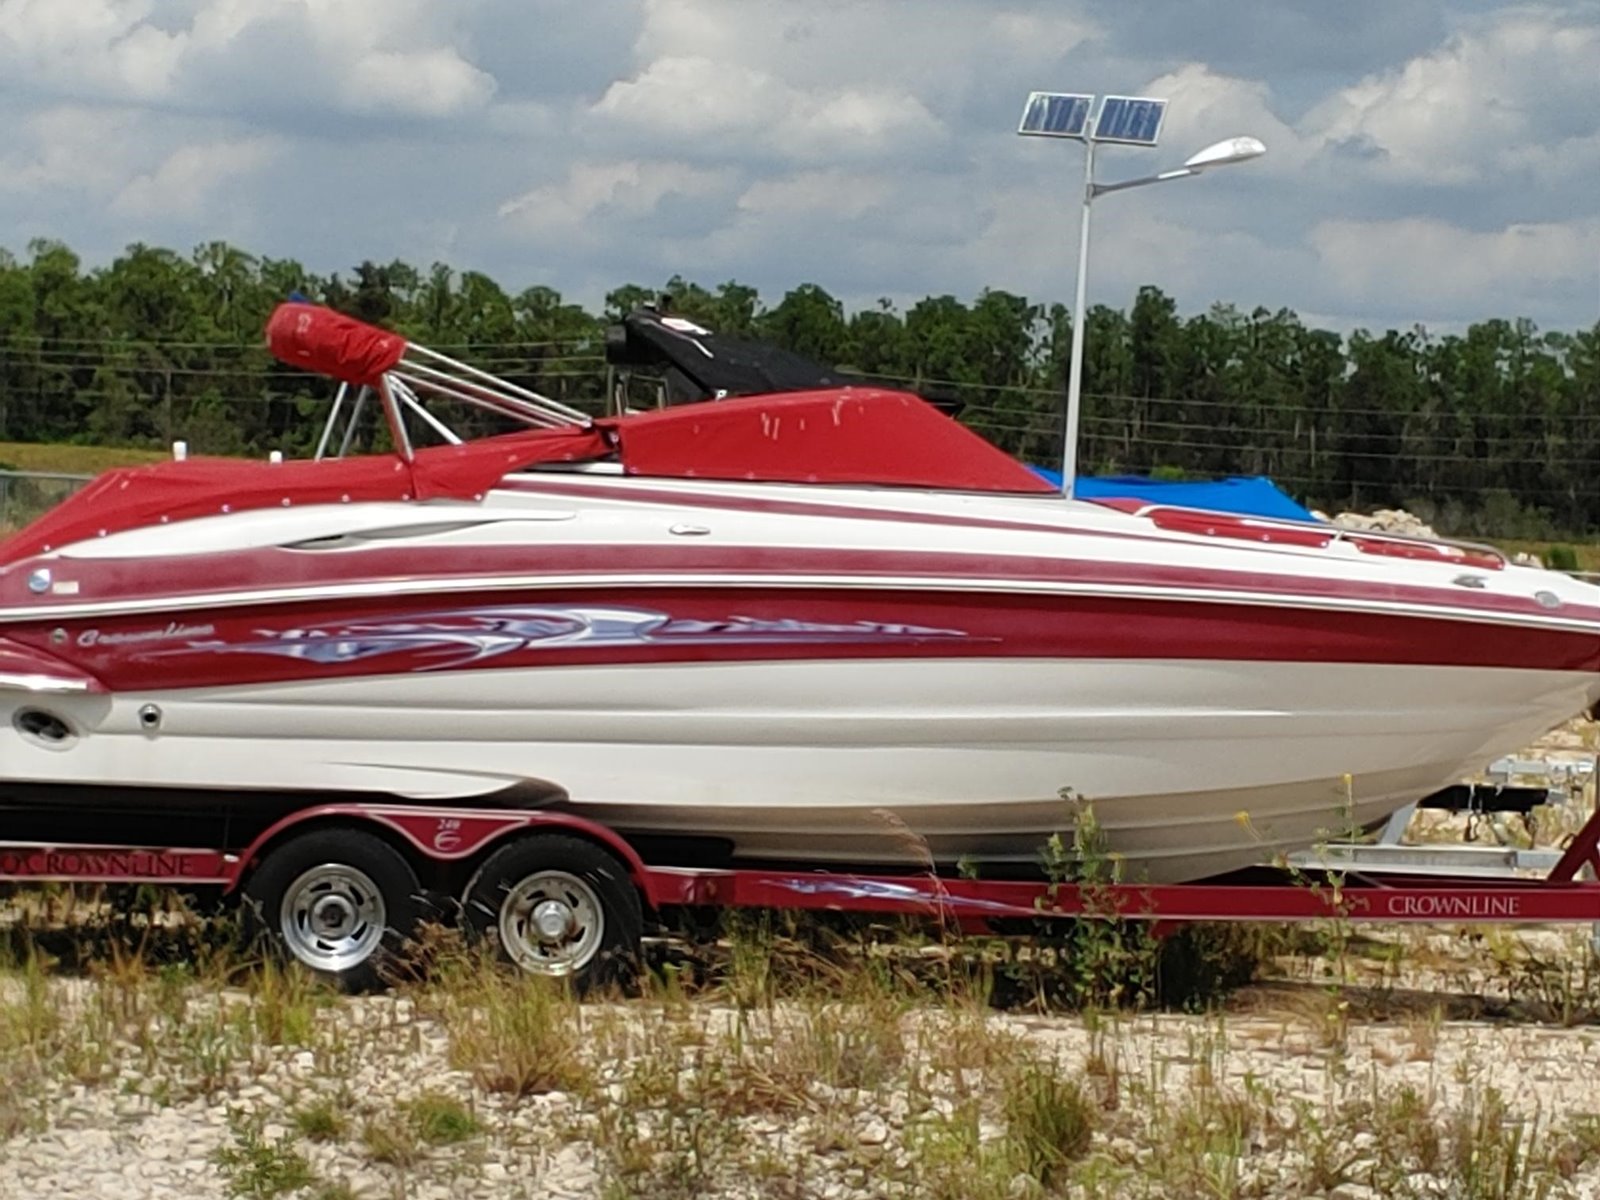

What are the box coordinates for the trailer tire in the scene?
[462,835,642,993]
[240,828,425,993]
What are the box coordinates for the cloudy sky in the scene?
[2,0,1597,333]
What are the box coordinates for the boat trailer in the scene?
[3,796,1600,990]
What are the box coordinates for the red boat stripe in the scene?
[4,541,1595,626]
[13,586,1600,692]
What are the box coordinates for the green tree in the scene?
[759,283,848,363]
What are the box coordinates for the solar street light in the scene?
[1019,94,1265,499]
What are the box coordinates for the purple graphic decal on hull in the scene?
[147,605,974,671]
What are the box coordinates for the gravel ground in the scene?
[6,924,1600,1199]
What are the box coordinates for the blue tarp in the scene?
[1027,468,1319,523]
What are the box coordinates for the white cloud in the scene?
[0,0,186,101]
[1302,7,1600,184]
[589,0,1103,164]
[0,106,143,195]
[339,46,495,119]
[962,177,1308,314]
[181,0,499,121]
[0,0,497,123]
[499,160,738,233]
[737,170,895,221]
[629,0,1095,98]
[112,135,281,218]
[1309,216,1600,311]
[1141,64,1307,173]
[594,56,785,137]
[0,101,278,222]
[593,54,941,162]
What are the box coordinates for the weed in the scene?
[719,911,783,1012]
[1371,1084,1443,1178]
[904,1099,1019,1200]
[1494,942,1600,1025]
[782,995,908,1093]
[1552,1114,1600,1178]
[427,950,588,1096]
[292,1097,346,1143]
[1444,1086,1559,1200]
[215,1113,315,1198]
[360,1111,422,1167]
[594,1084,738,1200]
[1293,1101,1366,1193]
[407,1091,479,1145]
[1405,1004,1443,1061]
[1002,1057,1095,1186]
[238,958,325,1045]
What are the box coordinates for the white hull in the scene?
[13,657,1595,882]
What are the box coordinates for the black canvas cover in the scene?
[605,308,960,413]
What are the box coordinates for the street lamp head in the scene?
[1182,136,1267,171]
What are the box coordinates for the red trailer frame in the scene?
[4,798,1600,933]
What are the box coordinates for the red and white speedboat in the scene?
[0,303,1594,883]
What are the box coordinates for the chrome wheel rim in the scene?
[498,870,604,976]
[279,863,387,973]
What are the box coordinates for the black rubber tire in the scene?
[461,834,643,993]
[239,827,425,993]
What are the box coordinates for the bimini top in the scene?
[0,303,1053,561]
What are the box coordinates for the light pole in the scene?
[1018,92,1265,499]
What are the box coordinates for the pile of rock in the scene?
[1310,507,1440,540]
[1310,506,1548,566]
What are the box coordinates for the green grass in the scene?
[291,1097,346,1142]
[407,1091,480,1145]
[0,441,169,475]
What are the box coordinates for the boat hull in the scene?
[5,656,1593,883]
[3,475,1599,884]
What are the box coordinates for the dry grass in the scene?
[3,895,1600,1197]
[424,941,592,1097]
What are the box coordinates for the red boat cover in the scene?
[0,427,610,561]
[266,302,408,387]
[0,390,1049,562]
[604,389,1055,492]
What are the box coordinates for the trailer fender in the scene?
[227,803,662,910]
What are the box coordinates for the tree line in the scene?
[1,238,1598,537]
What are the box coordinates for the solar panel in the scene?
[1093,96,1167,146]
[1017,92,1093,139]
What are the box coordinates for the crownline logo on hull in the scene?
[76,621,216,648]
